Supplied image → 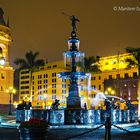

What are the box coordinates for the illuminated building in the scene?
[0,8,14,111]
[104,77,138,101]
[90,53,137,92]
[19,61,69,108]
[90,53,138,104]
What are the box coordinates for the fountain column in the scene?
[58,15,89,109]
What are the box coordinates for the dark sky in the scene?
[1,0,140,68]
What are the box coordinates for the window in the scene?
[38,90,42,95]
[38,80,42,84]
[109,75,112,79]
[21,76,29,79]
[81,85,84,91]
[99,76,101,80]
[21,70,29,74]
[52,84,56,88]
[47,66,51,69]
[124,73,129,78]
[38,95,43,100]
[1,86,3,91]
[44,90,47,93]
[116,74,120,79]
[53,65,57,68]
[52,89,56,94]
[99,85,101,90]
[62,84,66,88]
[1,73,5,79]
[52,79,56,82]
[44,74,48,78]
[62,79,66,82]
[62,95,66,99]
[22,80,28,84]
[133,72,137,78]
[38,75,42,79]
[38,85,42,89]
[21,91,29,94]
[44,85,48,89]
[62,90,66,94]
[43,80,48,84]
[52,95,56,99]
[21,86,29,89]
[52,73,56,77]
[91,77,96,80]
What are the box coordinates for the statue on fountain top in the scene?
[70,15,80,32]
[62,12,80,38]
[70,15,80,38]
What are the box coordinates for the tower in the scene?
[0,8,14,112]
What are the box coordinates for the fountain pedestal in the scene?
[67,97,81,109]
[67,78,81,109]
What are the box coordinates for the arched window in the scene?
[0,47,2,56]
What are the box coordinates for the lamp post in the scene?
[6,87,16,115]
[43,93,47,110]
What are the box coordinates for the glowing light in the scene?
[107,87,111,92]
[0,58,6,65]
[105,91,108,95]
[111,90,115,95]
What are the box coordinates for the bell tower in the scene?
[0,8,14,113]
[0,8,12,66]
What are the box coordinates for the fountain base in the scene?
[16,109,135,125]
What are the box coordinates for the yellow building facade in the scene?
[19,52,137,109]
[90,53,137,94]
[0,8,14,105]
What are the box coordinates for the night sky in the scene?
[1,0,140,68]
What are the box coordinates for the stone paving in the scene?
[1,115,140,140]
[0,127,140,140]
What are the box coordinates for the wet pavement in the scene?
[1,115,140,140]
[0,127,140,140]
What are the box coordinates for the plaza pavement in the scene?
[1,115,140,140]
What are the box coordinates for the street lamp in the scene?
[43,93,47,109]
[105,87,115,95]
[6,87,16,115]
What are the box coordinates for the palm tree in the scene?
[14,50,45,102]
[125,47,140,118]
[84,56,100,73]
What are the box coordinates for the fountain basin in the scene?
[16,109,135,125]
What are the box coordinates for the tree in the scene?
[14,51,45,71]
[125,47,140,117]
[14,50,45,102]
[84,56,100,73]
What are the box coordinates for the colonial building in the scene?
[90,53,137,93]
[0,8,14,111]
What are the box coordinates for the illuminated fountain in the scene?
[16,15,136,127]
[57,15,90,109]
